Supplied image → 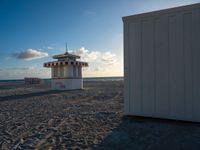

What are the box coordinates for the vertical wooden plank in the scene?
[169,15,177,118]
[129,22,134,115]
[141,19,155,115]
[177,13,185,118]
[192,9,200,121]
[155,16,169,116]
[123,21,130,115]
[129,21,142,114]
[128,22,134,115]
[169,13,185,118]
[183,13,193,119]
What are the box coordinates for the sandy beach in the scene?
[1,81,200,150]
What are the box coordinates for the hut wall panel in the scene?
[172,13,186,118]
[124,22,130,114]
[141,19,155,115]
[155,16,169,117]
[129,21,142,114]
[123,3,200,122]
[183,13,193,119]
[193,9,200,121]
[168,14,184,118]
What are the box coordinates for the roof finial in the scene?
[66,42,68,53]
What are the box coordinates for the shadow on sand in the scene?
[0,89,82,102]
[95,116,200,150]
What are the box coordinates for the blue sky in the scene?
[0,0,199,79]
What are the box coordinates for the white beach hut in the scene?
[44,49,88,90]
[123,3,200,122]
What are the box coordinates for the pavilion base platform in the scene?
[51,78,83,90]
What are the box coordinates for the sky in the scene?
[0,0,199,79]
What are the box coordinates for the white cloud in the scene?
[72,47,100,62]
[72,47,123,77]
[72,47,119,65]
[101,52,118,65]
[14,49,48,60]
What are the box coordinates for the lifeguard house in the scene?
[44,47,88,90]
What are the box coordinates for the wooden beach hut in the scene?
[123,3,200,122]
[44,49,88,90]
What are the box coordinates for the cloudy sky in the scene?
[0,0,199,79]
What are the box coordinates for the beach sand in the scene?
[1,81,200,150]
